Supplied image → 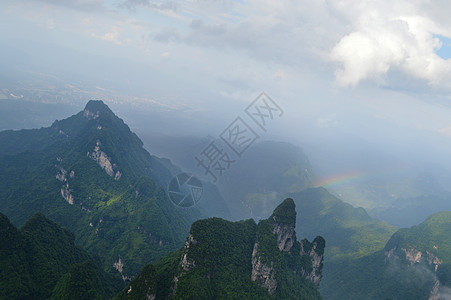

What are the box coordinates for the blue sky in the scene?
[436,35,451,59]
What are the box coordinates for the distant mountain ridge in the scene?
[138,132,315,220]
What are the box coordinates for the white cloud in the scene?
[91,26,122,45]
[273,69,286,79]
[330,1,451,89]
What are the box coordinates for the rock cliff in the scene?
[118,198,325,299]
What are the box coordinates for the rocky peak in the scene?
[270,198,296,252]
[270,198,296,225]
[251,198,325,293]
[251,243,277,294]
[83,100,112,118]
[300,237,325,287]
[384,232,444,299]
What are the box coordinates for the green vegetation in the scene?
[0,212,120,299]
[270,198,296,224]
[117,199,324,299]
[0,100,200,280]
[288,187,397,261]
[321,211,451,299]
[50,260,106,300]
[175,218,266,299]
[285,188,399,298]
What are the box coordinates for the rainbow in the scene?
[314,170,366,188]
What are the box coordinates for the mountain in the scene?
[322,211,451,299]
[282,188,398,298]
[137,133,314,220]
[287,187,397,262]
[116,199,325,299]
[0,100,202,279]
[0,212,120,299]
[370,192,451,228]
[219,141,314,220]
[50,260,108,300]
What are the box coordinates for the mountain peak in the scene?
[271,198,296,225]
[83,100,113,119]
[84,99,110,111]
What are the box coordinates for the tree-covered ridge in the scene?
[270,197,296,224]
[285,188,399,299]
[117,198,325,299]
[289,187,397,262]
[0,100,201,280]
[50,260,107,300]
[323,211,451,299]
[384,211,451,263]
[0,212,120,299]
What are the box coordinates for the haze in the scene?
[2,0,451,212]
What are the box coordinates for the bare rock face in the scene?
[385,243,443,299]
[113,256,124,273]
[83,108,99,120]
[300,238,325,287]
[172,234,197,295]
[273,222,295,252]
[385,245,442,271]
[56,167,67,182]
[114,256,131,281]
[89,140,114,176]
[88,140,121,180]
[429,280,441,300]
[251,198,325,293]
[180,234,197,272]
[60,183,74,205]
[251,243,277,294]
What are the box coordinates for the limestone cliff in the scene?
[300,237,325,287]
[119,198,325,299]
[385,233,444,299]
[251,198,325,293]
[88,140,121,180]
[251,242,277,294]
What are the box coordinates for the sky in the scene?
[2,0,451,181]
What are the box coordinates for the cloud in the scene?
[91,26,122,45]
[119,0,180,13]
[273,69,286,79]
[35,0,105,11]
[438,125,451,137]
[440,286,451,300]
[330,1,451,89]
[82,16,93,26]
